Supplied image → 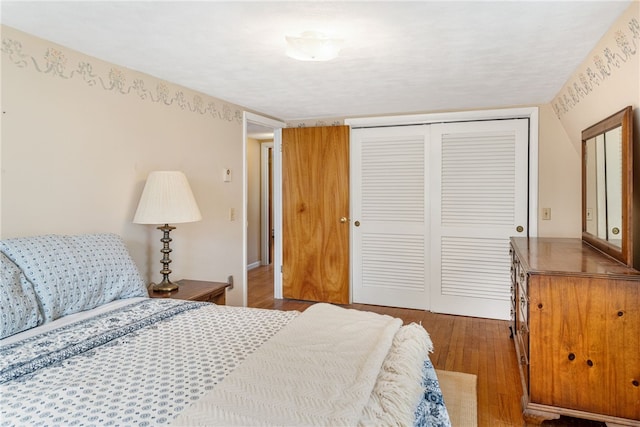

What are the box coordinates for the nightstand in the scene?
[149,279,230,304]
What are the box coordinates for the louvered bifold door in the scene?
[351,126,430,310]
[430,119,529,320]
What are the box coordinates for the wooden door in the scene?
[282,126,349,304]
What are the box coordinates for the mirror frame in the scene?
[582,106,633,266]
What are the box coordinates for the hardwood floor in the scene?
[248,265,606,427]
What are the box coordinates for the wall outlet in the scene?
[542,208,551,220]
[229,207,235,221]
[227,275,234,290]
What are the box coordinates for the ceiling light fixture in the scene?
[285,31,343,61]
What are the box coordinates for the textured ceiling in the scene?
[0,1,632,122]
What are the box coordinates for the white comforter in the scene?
[173,303,432,427]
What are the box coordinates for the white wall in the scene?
[552,1,639,152]
[1,25,247,306]
[548,1,640,244]
[537,104,581,237]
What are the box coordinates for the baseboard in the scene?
[247,261,261,270]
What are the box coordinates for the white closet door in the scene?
[351,126,430,309]
[430,119,529,320]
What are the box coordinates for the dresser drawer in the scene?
[517,280,529,326]
[516,330,529,388]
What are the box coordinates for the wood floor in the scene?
[248,264,605,427]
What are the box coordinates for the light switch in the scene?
[223,168,232,182]
[542,208,551,220]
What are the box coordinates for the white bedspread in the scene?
[172,303,409,426]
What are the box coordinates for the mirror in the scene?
[582,106,633,266]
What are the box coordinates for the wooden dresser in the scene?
[510,237,640,426]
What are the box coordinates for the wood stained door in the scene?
[282,126,349,304]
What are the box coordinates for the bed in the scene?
[0,233,451,426]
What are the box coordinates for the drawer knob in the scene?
[587,359,594,367]
[537,303,543,309]
[632,380,639,387]
[568,353,576,361]
[618,311,624,317]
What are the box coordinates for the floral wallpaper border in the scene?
[552,16,639,119]
[1,37,243,124]
[286,119,344,128]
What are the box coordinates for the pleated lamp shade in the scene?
[133,171,202,225]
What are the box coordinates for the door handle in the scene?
[340,217,349,223]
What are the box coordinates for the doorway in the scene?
[243,112,284,307]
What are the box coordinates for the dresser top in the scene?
[510,237,640,279]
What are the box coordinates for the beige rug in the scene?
[436,369,478,427]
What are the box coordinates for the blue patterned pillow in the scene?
[0,233,148,323]
[0,252,43,338]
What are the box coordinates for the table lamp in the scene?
[133,171,202,292]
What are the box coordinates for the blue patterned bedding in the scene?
[0,299,450,426]
[416,358,452,427]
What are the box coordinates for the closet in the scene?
[348,108,535,319]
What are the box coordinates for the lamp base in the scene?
[150,279,178,293]
[150,223,178,292]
